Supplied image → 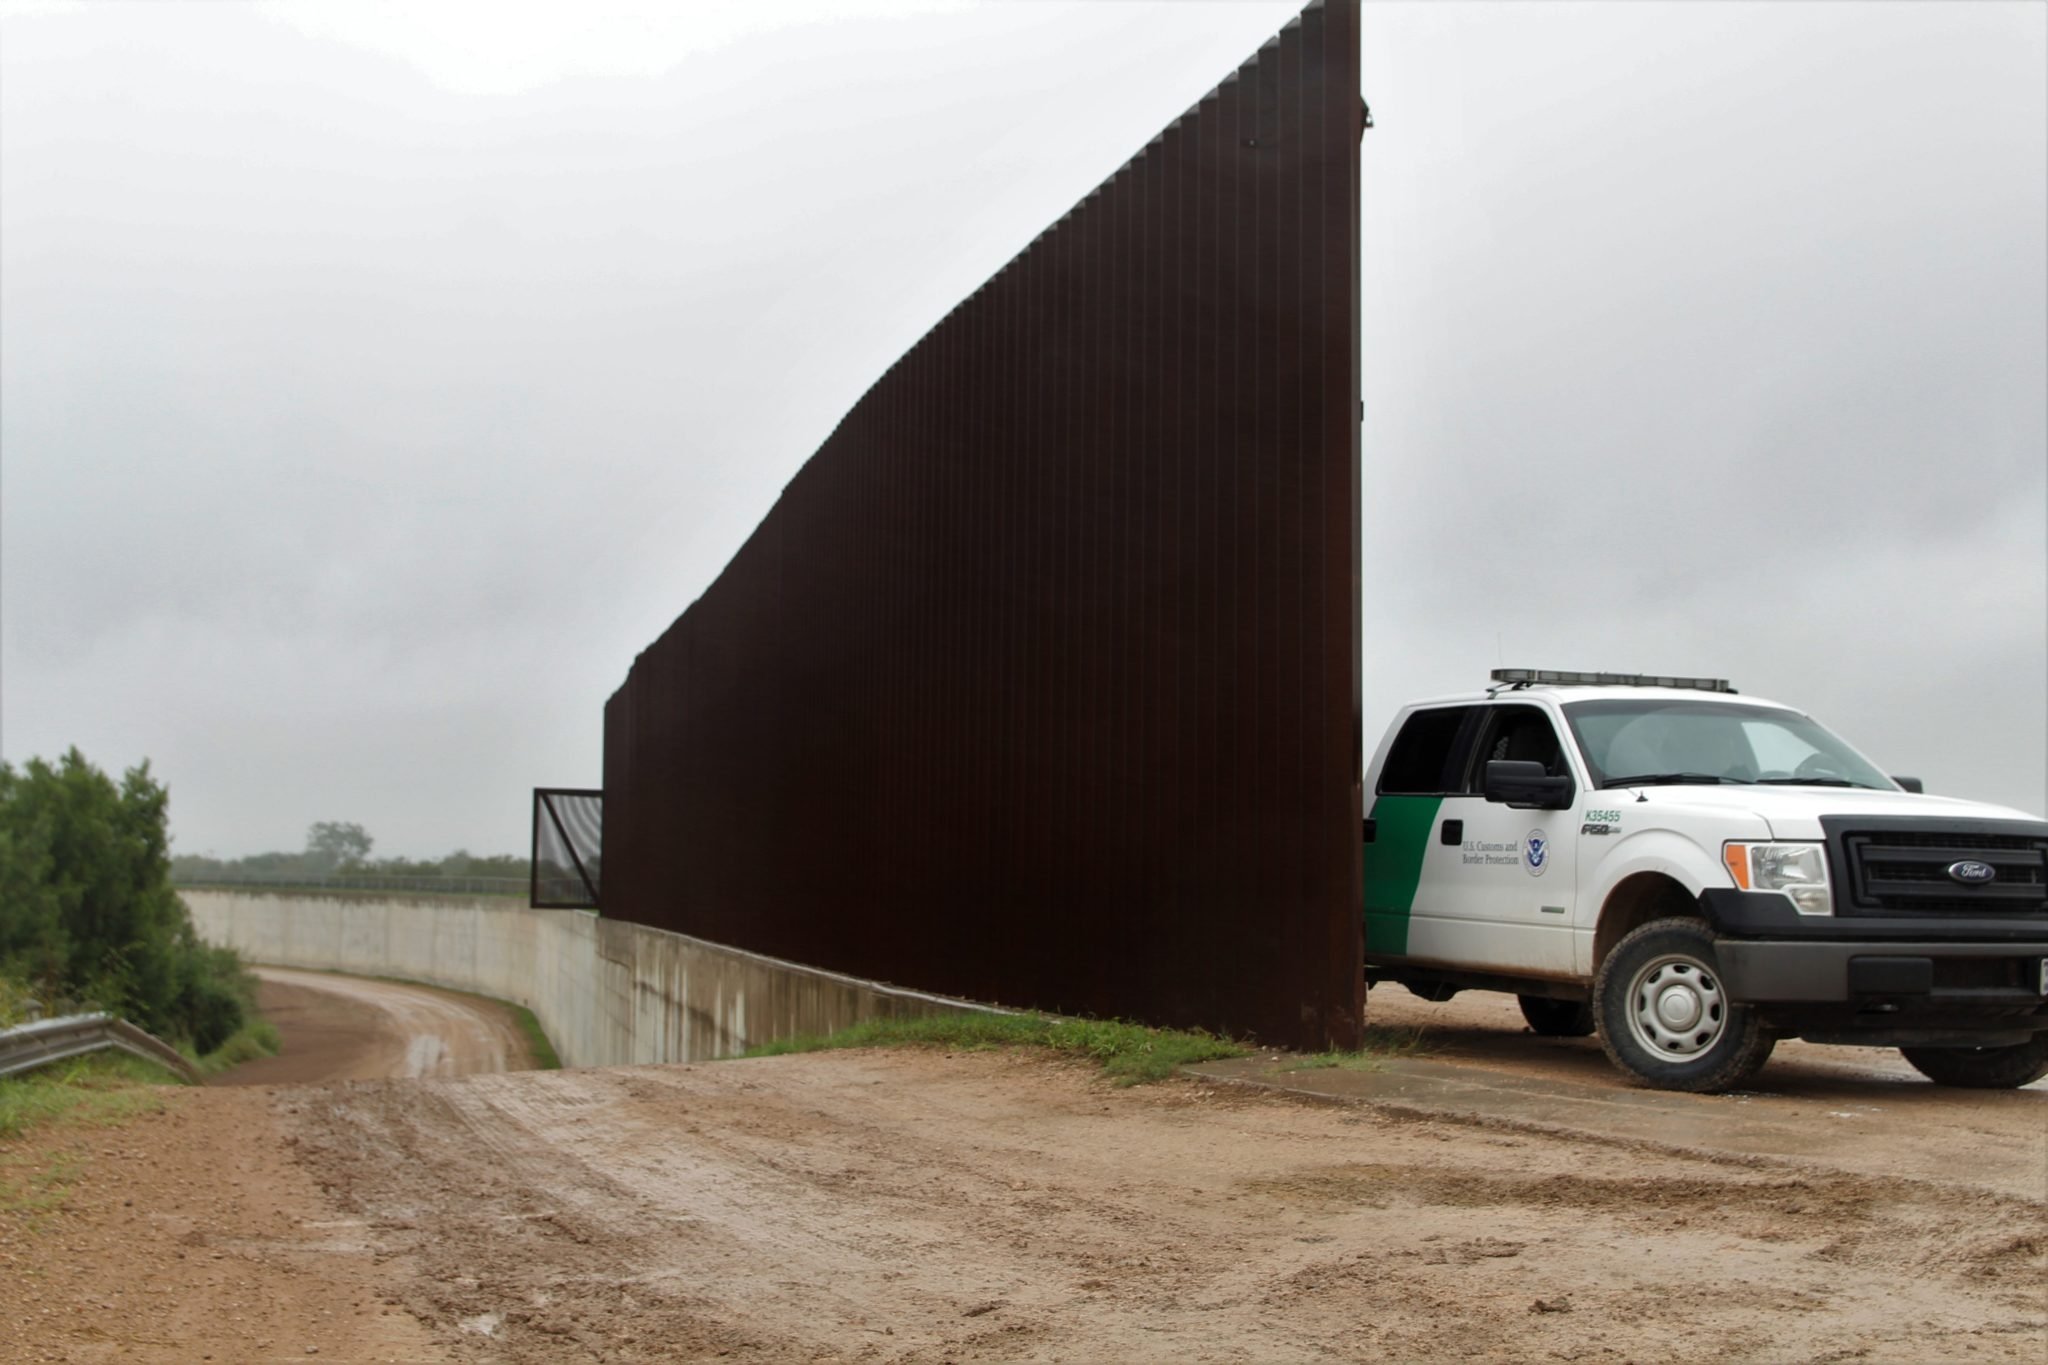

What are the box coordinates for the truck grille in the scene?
[1831,824,2048,914]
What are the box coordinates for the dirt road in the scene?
[3,972,2044,1363]
[282,1050,2046,1363]
[213,968,537,1085]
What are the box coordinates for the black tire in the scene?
[1593,919,1775,1092]
[1899,1036,2048,1090]
[1517,994,1596,1038]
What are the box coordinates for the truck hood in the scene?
[1603,784,2046,839]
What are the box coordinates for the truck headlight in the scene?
[1723,841,1832,916]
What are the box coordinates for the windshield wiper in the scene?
[1598,773,1749,789]
[1753,777,1867,788]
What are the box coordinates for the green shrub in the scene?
[194,1018,281,1075]
[0,750,251,1052]
[0,970,37,1028]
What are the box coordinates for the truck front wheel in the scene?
[1593,919,1775,1092]
[1899,1036,2048,1089]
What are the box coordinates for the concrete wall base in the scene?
[183,891,996,1068]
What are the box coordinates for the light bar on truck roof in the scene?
[1490,668,1737,694]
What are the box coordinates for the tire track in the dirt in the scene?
[604,1056,1349,1344]
[285,1074,779,1361]
[274,1050,2048,1363]
[494,1063,1122,1355]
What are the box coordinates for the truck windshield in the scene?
[1563,699,1894,791]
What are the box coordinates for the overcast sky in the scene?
[2,0,2043,860]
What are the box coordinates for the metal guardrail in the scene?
[0,1012,204,1084]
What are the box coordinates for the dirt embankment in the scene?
[3,972,2043,1363]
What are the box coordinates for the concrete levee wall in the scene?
[182,890,993,1068]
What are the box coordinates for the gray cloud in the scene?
[1358,3,2045,816]
[2,1,2042,858]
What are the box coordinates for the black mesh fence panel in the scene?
[603,0,1363,1048]
[531,789,603,909]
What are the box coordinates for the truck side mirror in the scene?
[1892,775,1924,794]
[1483,759,1576,811]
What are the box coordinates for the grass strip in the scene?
[1,1009,282,1141]
[1280,1024,1435,1073]
[0,1051,181,1143]
[741,1011,1247,1085]
[191,1018,283,1077]
[511,1005,562,1070]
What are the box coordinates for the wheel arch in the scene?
[1593,871,1703,976]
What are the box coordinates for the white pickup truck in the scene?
[1362,669,2048,1091]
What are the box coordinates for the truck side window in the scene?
[1464,705,1566,792]
[1378,706,1476,795]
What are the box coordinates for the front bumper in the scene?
[1698,889,2048,1043]
[1712,937,2048,1004]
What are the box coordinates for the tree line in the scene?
[170,821,530,888]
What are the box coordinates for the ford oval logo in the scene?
[1947,860,1997,885]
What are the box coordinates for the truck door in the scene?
[1364,705,1477,961]
[1407,703,1579,977]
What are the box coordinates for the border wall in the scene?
[605,0,1364,1050]
[183,890,994,1067]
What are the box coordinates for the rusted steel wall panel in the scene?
[603,0,1362,1048]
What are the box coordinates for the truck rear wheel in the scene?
[1517,995,1595,1037]
[1593,919,1774,1092]
[1899,1036,2048,1089]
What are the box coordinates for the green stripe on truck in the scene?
[1363,795,1442,958]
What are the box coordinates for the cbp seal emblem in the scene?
[1525,830,1549,877]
